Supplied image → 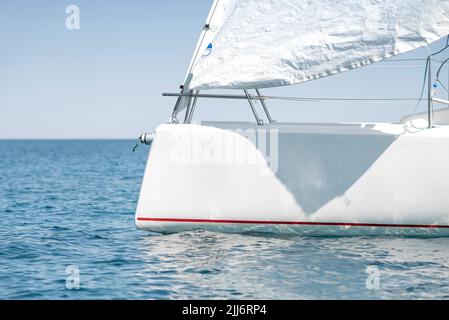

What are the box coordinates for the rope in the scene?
[172,0,221,121]
[186,0,220,77]
[405,36,449,132]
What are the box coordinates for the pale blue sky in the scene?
[1,1,449,139]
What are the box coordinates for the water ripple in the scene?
[2,141,449,299]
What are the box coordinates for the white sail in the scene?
[182,0,237,85]
[189,0,449,90]
[173,0,237,117]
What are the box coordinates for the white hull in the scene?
[135,121,449,236]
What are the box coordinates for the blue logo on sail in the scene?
[203,43,213,56]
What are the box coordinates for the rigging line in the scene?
[428,41,449,58]
[428,36,449,104]
[435,37,449,79]
[368,65,430,68]
[426,39,449,125]
[405,38,449,132]
[405,56,430,132]
[436,57,449,80]
[439,36,449,85]
[257,96,426,102]
[185,0,221,78]
[173,0,221,120]
[438,80,449,93]
[384,58,445,62]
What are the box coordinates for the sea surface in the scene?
[2,140,449,299]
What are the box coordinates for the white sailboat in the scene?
[135,0,449,236]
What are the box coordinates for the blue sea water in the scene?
[2,140,449,299]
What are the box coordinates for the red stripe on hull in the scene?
[136,217,449,229]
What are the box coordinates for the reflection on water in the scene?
[136,231,449,299]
